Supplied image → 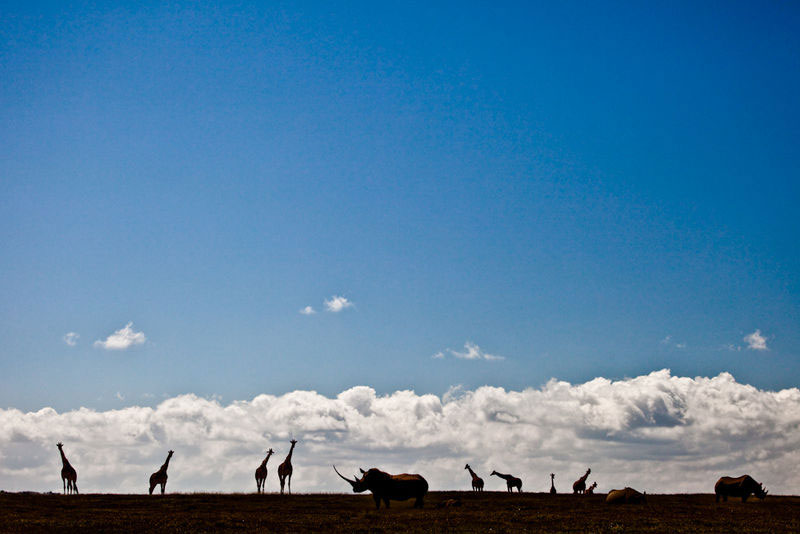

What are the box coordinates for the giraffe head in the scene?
[290,439,298,446]
[551,473,555,480]
[267,448,274,455]
[57,442,63,449]
[168,450,174,457]
[465,464,470,470]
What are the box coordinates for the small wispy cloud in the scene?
[63,332,79,347]
[115,392,125,401]
[324,295,353,313]
[433,341,505,361]
[661,335,686,350]
[94,322,147,351]
[299,306,316,315]
[744,329,768,351]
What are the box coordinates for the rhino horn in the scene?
[332,465,356,487]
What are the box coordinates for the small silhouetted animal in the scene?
[149,450,173,495]
[714,475,768,503]
[605,487,646,504]
[278,439,297,495]
[56,443,78,494]
[491,471,522,492]
[585,482,597,495]
[334,466,428,509]
[465,464,484,492]
[255,448,274,494]
[573,468,591,494]
[549,473,556,495]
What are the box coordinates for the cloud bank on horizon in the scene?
[1,369,797,495]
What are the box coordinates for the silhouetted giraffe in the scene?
[149,450,174,495]
[550,473,557,495]
[585,482,597,495]
[465,464,484,492]
[573,468,591,494]
[56,442,78,494]
[490,470,522,492]
[255,448,274,494]
[277,439,297,494]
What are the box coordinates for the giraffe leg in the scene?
[63,478,66,494]
[288,474,291,495]
[161,482,166,495]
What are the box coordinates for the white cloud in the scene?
[431,351,445,359]
[660,335,686,350]
[744,329,768,351]
[299,306,316,315]
[94,322,146,350]
[2,370,798,495]
[437,341,505,361]
[63,332,79,347]
[324,295,353,313]
[116,392,125,401]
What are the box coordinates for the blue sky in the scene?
[1,1,799,413]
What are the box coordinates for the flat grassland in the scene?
[1,491,797,533]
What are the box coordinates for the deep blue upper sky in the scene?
[1,1,798,411]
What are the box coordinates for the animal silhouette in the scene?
[549,473,556,495]
[56,442,78,494]
[334,466,428,509]
[572,468,591,494]
[465,464,484,492]
[714,475,768,502]
[490,470,522,492]
[149,450,174,495]
[606,487,646,504]
[585,482,597,495]
[255,448,274,493]
[277,439,297,494]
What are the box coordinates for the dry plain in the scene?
[0,491,798,533]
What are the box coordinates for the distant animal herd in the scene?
[53,441,769,508]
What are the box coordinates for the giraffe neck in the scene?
[262,452,273,467]
[284,443,295,463]
[58,448,71,468]
[161,454,172,472]
[468,466,478,478]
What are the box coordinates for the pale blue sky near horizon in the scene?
[1,1,798,412]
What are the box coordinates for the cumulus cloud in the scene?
[2,370,798,495]
[436,342,504,361]
[63,332,79,347]
[324,295,353,313]
[94,322,146,350]
[744,330,768,351]
[299,306,316,315]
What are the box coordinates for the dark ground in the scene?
[0,491,797,533]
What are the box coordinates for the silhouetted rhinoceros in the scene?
[605,487,646,504]
[334,466,428,509]
[714,475,767,503]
